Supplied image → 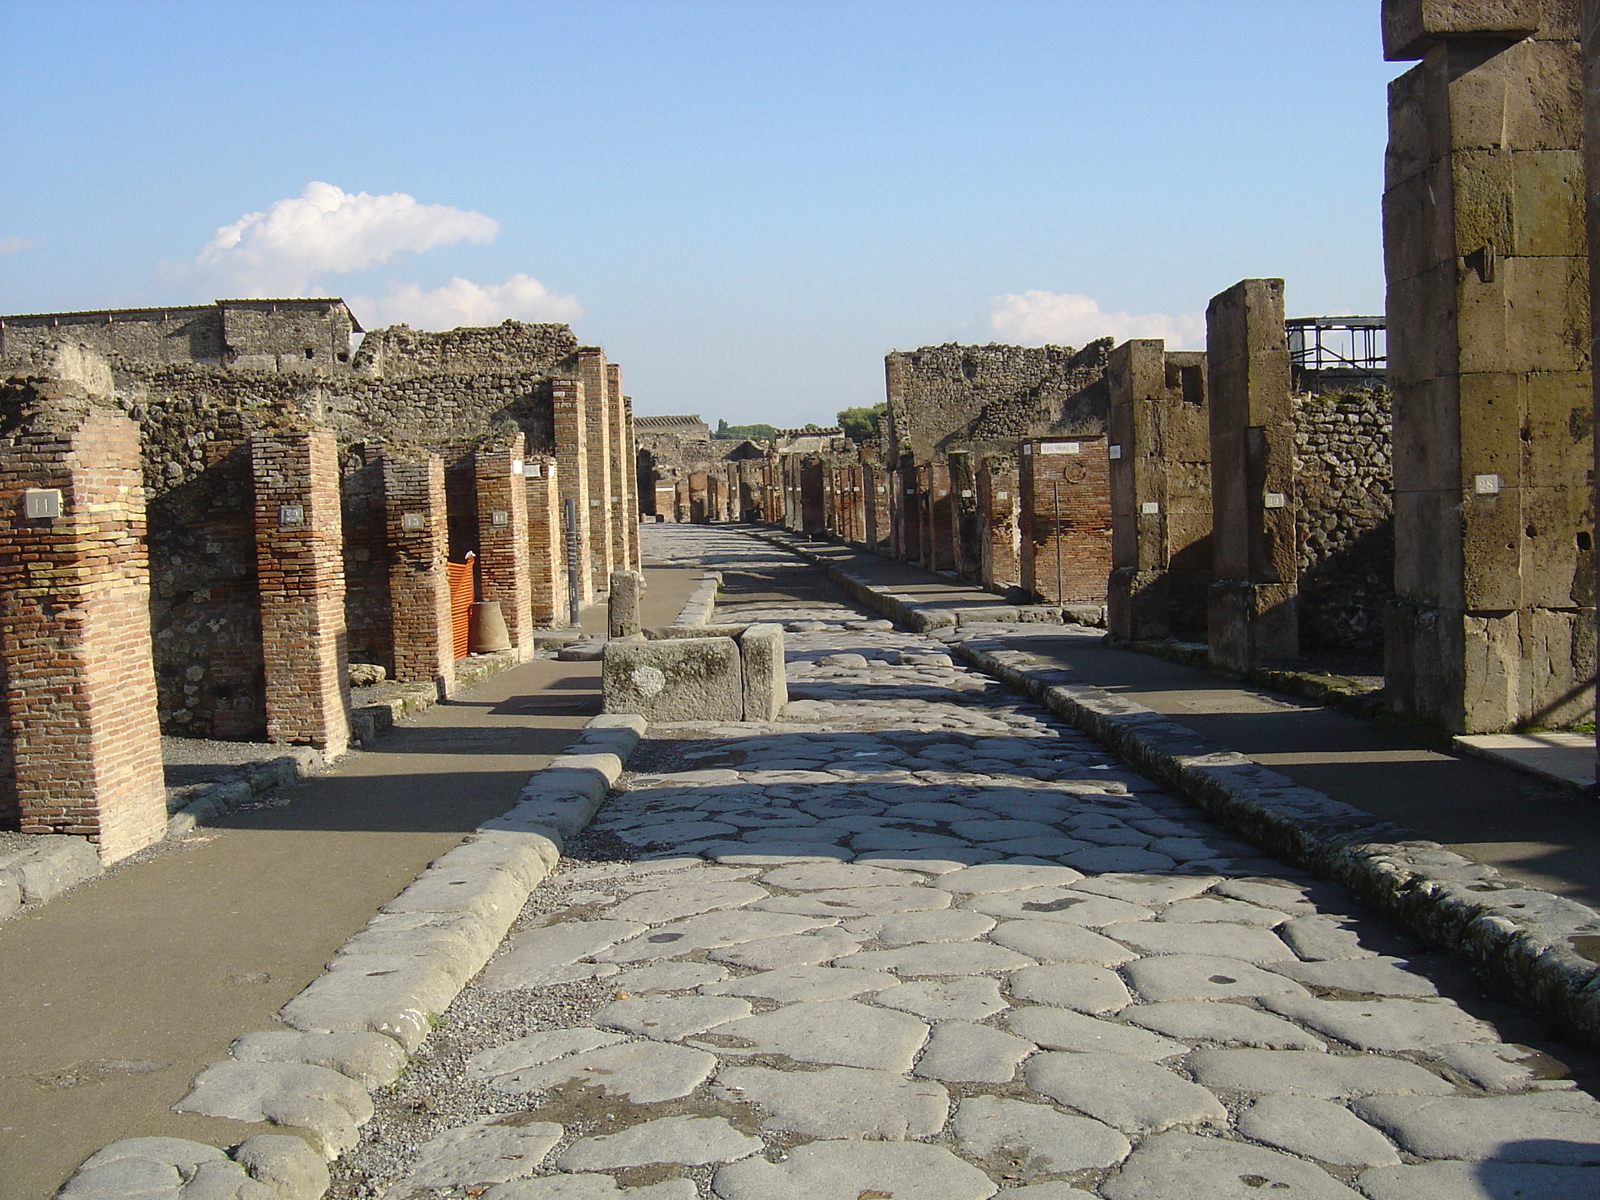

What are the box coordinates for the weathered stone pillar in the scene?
[1206,279,1298,670]
[1584,0,1600,780]
[250,429,350,754]
[949,451,980,580]
[383,450,454,693]
[977,457,1020,590]
[1384,1,1592,731]
[577,348,615,590]
[0,366,166,862]
[1019,436,1113,604]
[551,375,595,610]
[675,478,691,524]
[1107,339,1214,641]
[609,569,645,639]
[605,363,632,570]
[621,392,641,567]
[474,434,533,655]
[524,455,567,627]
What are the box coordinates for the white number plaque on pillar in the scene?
[278,504,304,526]
[402,512,426,531]
[23,488,62,519]
[491,510,510,527]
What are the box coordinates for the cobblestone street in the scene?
[330,526,1600,1200]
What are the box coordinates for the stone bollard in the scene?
[609,569,646,640]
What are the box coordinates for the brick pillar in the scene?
[1584,0,1600,783]
[605,364,631,570]
[1205,279,1298,670]
[1019,436,1113,604]
[1107,339,1214,641]
[551,376,595,610]
[621,393,641,567]
[0,380,165,862]
[675,478,691,523]
[977,457,1021,590]
[577,348,614,591]
[525,455,568,626]
[250,430,350,754]
[383,451,454,692]
[475,435,533,655]
[949,451,980,580]
[1386,2,1592,732]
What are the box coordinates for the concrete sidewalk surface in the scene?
[0,566,702,1200]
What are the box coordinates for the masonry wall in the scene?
[342,443,393,673]
[1018,435,1113,604]
[977,458,1021,590]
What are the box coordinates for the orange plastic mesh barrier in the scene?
[447,560,474,660]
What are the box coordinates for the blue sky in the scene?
[0,1,1403,428]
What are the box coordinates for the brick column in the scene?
[621,393,641,567]
[577,348,614,590]
[1206,279,1298,670]
[1107,339,1214,641]
[949,451,980,579]
[1019,436,1113,604]
[383,451,454,693]
[1584,0,1600,784]
[0,382,165,862]
[551,376,594,610]
[475,435,533,654]
[250,429,350,754]
[977,457,1021,589]
[525,455,568,627]
[605,364,631,570]
[1386,2,1592,732]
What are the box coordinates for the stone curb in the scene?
[0,835,102,923]
[675,570,722,626]
[749,525,1600,1049]
[51,711,650,1200]
[948,637,1600,1048]
[747,528,1104,630]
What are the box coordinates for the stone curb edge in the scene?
[675,569,723,626]
[53,711,650,1200]
[749,525,1600,1049]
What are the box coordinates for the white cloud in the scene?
[0,237,35,259]
[355,274,583,330]
[195,181,499,294]
[989,290,1204,349]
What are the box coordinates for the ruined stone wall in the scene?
[1293,389,1394,654]
[884,340,1112,463]
[1018,436,1112,604]
[351,321,576,379]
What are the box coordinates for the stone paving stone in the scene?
[949,818,1066,842]
[706,928,861,968]
[1352,1091,1600,1162]
[555,1116,762,1170]
[1259,995,1497,1051]
[615,820,741,846]
[481,920,649,990]
[987,919,1135,965]
[488,1040,719,1103]
[1009,963,1132,1013]
[712,1065,948,1138]
[1432,1040,1577,1091]
[845,942,1036,976]
[844,908,996,945]
[936,863,1085,893]
[854,849,1000,871]
[391,1117,564,1190]
[1123,1001,1327,1050]
[874,976,1008,1021]
[700,999,929,1071]
[1024,1052,1226,1135]
[1185,1048,1454,1097]
[1157,897,1289,926]
[602,881,770,924]
[1354,1160,1600,1200]
[703,965,898,1002]
[952,1094,1131,1176]
[593,994,753,1040]
[1005,1006,1186,1060]
[1123,954,1309,1003]
[963,887,1154,927]
[912,1020,1036,1082]
[1060,845,1178,873]
[753,885,951,918]
[985,836,1093,857]
[173,1060,374,1157]
[761,862,911,889]
[599,911,833,962]
[467,1029,629,1082]
[1237,1095,1402,1166]
[1276,915,1378,961]
[1213,877,1331,913]
[1265,955,1441,997]
[612,962,730,992]
[710,1139,998,1200]
[1101,919,1295,963]
[1071,873,1220,906]
[230,1029,407,1091]
[486,1174,700,1198]
[1099,1131,1363,1199]
[851,829,974,851]
[708,846,854,865]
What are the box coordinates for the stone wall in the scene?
[884,340,1112,462]
[351,321,576,379]
[1018,435,1113,604]
[1294,389,1394,654]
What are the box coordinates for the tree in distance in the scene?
[837,402,887,443]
